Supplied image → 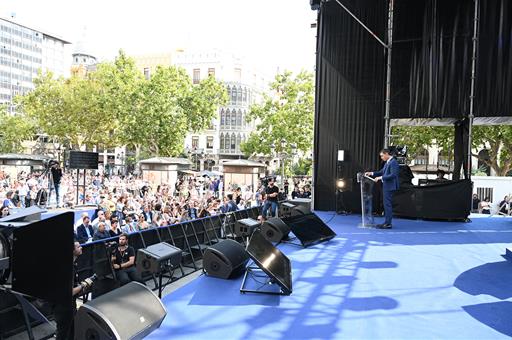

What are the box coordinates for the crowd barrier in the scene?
[76,206,262,297]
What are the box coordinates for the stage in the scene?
[147,212,512,339]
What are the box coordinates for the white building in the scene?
[0,17,70,113]
[136,49,267,171]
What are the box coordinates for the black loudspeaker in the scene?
[136,242,182,274]
[261,217,290,243]
[203,239,249,279]
[291,205,310,217]
[288,198,312,212]
[74,282,167,340]
[279,202,296,219]
[234,218,260,237]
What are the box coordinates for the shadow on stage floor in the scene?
[146,213,512,340]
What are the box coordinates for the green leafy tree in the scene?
[291,158,313,176]
[241,70,314,157]
[0,106,36,153]
[472,125,512,176]
[390,125,454,160]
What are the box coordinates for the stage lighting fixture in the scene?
[336,179,346,190]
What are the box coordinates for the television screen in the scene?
[283,213,336,247]
[246,230,292,295]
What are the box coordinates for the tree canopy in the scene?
[241,70,314,157]
[15,50,227,159]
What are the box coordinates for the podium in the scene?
[357,173,375,227]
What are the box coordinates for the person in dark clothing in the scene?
[93,222,110,241]
[365,149,400,229]
[53,241,93,340]
[262,179,279,217]
[50,162,63,207]
[472,194,481,212]
[111,233,143,286]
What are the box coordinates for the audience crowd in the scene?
[0,169,313,244]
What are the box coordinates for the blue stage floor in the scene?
[147,213,512,339]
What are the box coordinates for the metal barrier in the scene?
[78,206,262,297]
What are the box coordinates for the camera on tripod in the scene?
[43,159,59,169]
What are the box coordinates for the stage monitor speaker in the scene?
[283,212,337,247]
[261,217,290,243]
[234,218,260,237]
[203,239,249,279]
[245,230,292,295]
[279,202,296,219]
[288,198,312,212]
[74,282,166,340]
[291,205,311,217]
[136,242,182,274]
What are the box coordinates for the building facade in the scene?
[0,17,70,113]
[134,49,266,171]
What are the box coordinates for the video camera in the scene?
[389,145,408,165]
[43,159,59,169]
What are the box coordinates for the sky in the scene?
[0,0,317,76]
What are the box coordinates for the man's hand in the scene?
[364,172,373,176]
[375,176,382,182]
[113,264,120,270]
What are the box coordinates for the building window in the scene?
[236,110,242,127]
[231,109,236,127]
[144,67,150,80]
[237,86,242,103]
[220,133,225,150]
[243,88,247,103]
[236,134,242,152]
[220,109,225,126]
[225,134,230,151]
[231,133,236,150]
[207,136,214,149]
[226,109,231,127]
[231,87,237,105]
[192,136,199,148]
[193,69,200,84]
[208,68,215,77]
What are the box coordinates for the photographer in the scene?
[50,161,63,207]
[53,241,94,340]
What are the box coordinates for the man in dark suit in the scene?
[76,216,94,243]
[366,148,400,229]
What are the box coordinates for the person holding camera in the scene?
[111,233,143,286]
[53,241,95,340]
[50,162,63,207]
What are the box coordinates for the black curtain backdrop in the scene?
[314,0,512,211]
[314,0,387,211]
[391,0,512,119]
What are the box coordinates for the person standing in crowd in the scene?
[111,234,143,286]
[50,162,63,207]
[499,195,510,216]
[53,241,91,340]
[262,178,279,218]
[365,148,399,229]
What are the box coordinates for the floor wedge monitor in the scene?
[74,282,166,340]
[203,239,249,279]
[261,217,290,243]
[283,212,337,247]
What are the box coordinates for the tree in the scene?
[472,125,512,176]
[241,70,314,157]
[0,106,36,153]
[390,125,454,160]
